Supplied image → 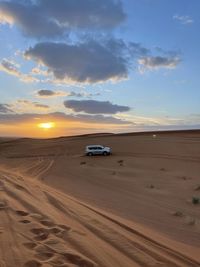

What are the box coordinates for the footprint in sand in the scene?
[13,183,27,191]
[40,220,55,227]
[23,242,37,250]
[35,251,54,261]
[39,220,71,233]
[30,228,50,241]
[38,221,71,239]
[34,245,55,261]
[49,227,62,234]
[0,201,7,210]
[26,228,95,267]
[63,252,96,267]
[16,210,29,216]
[49,224,82,237]
[19,219,31,224]
[24,243,54,262]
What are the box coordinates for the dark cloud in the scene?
[37,89,99,98]
[25,40,129,83]
[0,0,125,38]
[0,112,132,125]
[0,103,13,113]
[64,100,130,114]
[138,56,181,71]
[77,113,131,124]
[0,1,182,87]
[37,89,68,98]
[37,89,57,97]
[24,39,181,84]
[67,91,86,98]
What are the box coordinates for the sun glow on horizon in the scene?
[38,122,55,129]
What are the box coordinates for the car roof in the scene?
[86,145,103,147]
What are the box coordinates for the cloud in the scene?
[66,91,89,98]
[173,15,194,25]
[0,58,20,76]
[13,99,50,112]
[65,91,101,98]
[0,0,125,38]
[24,39,181,84]
[31,67,48,76]
[37,89,67,98]
[1,110,199,131]
[0,112,131,125]
[138,56,181,72]
[77,113,131,124]
[36,89,99,98]
[129,42,150,56]
[33,103,49,109]
[20,75,38,83]
[0,103,13,113]
[0,58,38,83]
[64,99,130,114]
[0,1,182,87]
[25,40,129,84]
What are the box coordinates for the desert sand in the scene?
[0,130,200,267]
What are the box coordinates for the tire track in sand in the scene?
[0,169,199,267]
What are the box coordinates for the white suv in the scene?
[85,145,111,156]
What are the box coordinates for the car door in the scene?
[96,146,103,154]
[91,147,97,155]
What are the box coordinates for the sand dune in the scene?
[0,130,200,266]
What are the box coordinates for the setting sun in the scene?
[38,122,55,129]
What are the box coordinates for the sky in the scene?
[0,0,199,137]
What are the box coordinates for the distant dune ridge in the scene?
[0,130,200,267]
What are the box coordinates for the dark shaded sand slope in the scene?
[0,130,200,266]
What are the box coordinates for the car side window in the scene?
[97,147,102,150]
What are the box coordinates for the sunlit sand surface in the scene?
[0,130,200,267]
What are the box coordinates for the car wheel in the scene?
[88,152,93,156]
[103,151,108,156]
